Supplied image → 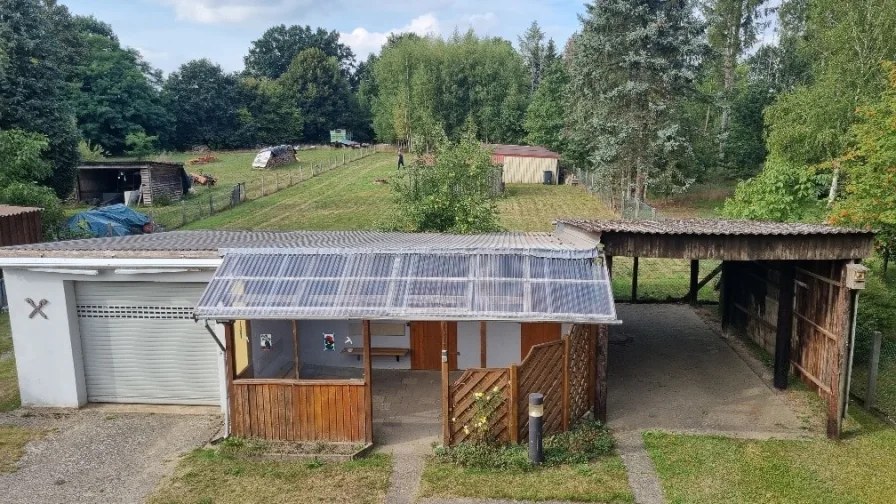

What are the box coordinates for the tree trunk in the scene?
[828,166,840,207]
[718,4,743,163]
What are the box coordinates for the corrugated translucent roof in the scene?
[194,247,616,324]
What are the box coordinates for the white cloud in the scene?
[340,13,442,57]
[155,0,301,23]
[135,47,170,62]
[466,12,496,33]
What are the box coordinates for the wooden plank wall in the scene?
[0,210,42,246]
[143,166,184,206]
[447,368,511,445]
[727,260,849,438]
[230,380,369,442]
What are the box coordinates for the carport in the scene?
[556,219,876,439]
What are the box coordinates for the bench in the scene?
[341,347,410,362]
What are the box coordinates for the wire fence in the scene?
[568,167,662,220]
[851,320,896,422]
[145,147,376,231]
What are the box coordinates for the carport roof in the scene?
[557,218,874,236]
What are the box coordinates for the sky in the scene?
[60,0,589,74]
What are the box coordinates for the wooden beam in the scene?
[509,364,519,443]
[362,320,373,444]
[733,302,778,331]
[562,335,570,430]
[795,266,843,287]
[605,255,613,280]
[479,321,487,368]
[595,325,609,423]
[831,261,852,439]
[441,320,451,446]
[696,263,723,292]
[631,257,639,302]
[774,263,796,390]
[292,320,300,380]
[689,260,700,305]
[223,322,235,436]
[720,262,733,333]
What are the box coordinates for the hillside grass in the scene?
[185,153,614,232]
[650,181,737,219]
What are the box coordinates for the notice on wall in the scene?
[260,334,272,350]
[323,333,335,352]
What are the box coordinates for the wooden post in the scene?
[181,200,186,227]
[480,321,487,368]
[689,259,700,304]
[209,192,214,215]
[865,331,883,410]
[292,320,300,380]
[362,320,373,444]
[441,321,451,446]
[594,325,609,423]
[631,257,639,302]
[774,263,796,390]
[831,261,853,439]
[509,364,519,443]
[562,335,570,430]
[606,255,613,280]
[720,262,733,333]
[223,322,235,436]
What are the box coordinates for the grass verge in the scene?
[644,408,896,504]
[418,455,633,503]
[0,314,18,412]
[0,425,45,472]
[147,440,391,504]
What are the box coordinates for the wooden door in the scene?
[520,322,562,360]
[410,321,457,370]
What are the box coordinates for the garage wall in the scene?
[503,156,559,184]
[1,267,224,408]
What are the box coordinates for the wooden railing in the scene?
[230,379,370,443]
[446,324,598,445]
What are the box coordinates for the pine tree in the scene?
[517,21,546,93]
[567,0,705,199]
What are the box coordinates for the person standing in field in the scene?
[397,150,405,169]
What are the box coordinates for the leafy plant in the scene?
[389,127,501,233]
[721,156,822,222]
[125,131,159,159]
[459,387,505,445]
[78,140,104,161]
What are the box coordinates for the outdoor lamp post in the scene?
[528,393,544,464]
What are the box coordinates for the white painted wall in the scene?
[1,267,225,409]
[249,320,297,378]
[485,322,522,367]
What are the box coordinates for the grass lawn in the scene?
[0,313,18,412]
[148,444,391,504]
[185,153,614,232]
[0,425,45,472]
[644,408,896,504]
[650,181,736,219]
[418,455,633,503]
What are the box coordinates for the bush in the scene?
[434,419,615,470]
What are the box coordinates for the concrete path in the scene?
[615,431,666,504]
[0,406,221,504]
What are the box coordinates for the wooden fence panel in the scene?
[447,368,511,445]
[567,325,596,422]
[517,340,565,440]
[230,381,368,443]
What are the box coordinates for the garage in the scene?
[75,282,220,405]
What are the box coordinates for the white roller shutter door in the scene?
[75,282,220,405]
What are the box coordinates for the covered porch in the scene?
[194,233,617,446]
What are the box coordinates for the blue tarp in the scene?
[65,204,150,237]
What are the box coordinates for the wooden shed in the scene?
[0,206,42,247]
[490,144,560,184]
[557,218,877,439]
[77,161,187,206]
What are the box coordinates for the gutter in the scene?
[0,257,223,269]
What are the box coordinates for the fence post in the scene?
[209,192,214,216]
[866,331,883,409]
[343,153,346,165]
[689,260,700,305]
[181,200,186,227]
[632,257,639,302]
[562,336,570,431]
[509,364,519,443]
[261,176,265,197]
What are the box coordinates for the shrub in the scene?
[433,442,532,471]
[543,419,615,465]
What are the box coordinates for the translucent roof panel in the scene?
[194,249,617,323]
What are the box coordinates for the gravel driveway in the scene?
[0,406,221,503]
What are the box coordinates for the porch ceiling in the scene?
[194,247,617,324]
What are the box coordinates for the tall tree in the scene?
[518,21,546,93]
[162,59,241,149]
[702,0,767,158]
[524,60,568,153]
[245,25,355,79]
[279,48,353,142]
[69,16,170,155]
[238,77,304,146]
[0,0,80,198]
[567,0,705,199]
